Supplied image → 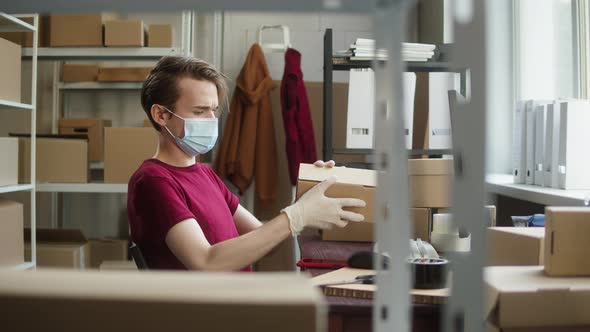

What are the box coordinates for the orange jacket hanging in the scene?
[214,44,278,205]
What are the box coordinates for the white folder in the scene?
[525,101,536,185]
[428,72,460,149]
[544,102,561,188]
[346,68,375,149]
[558,100,590,189]
[533,104,546,186]
[512,100,527,184]
[346,70,416,149]
[403,72,417,149]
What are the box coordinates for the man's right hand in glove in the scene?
[281,175,366,235]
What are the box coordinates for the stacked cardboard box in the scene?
[89,238,128,269]
[0,138,19,187]
[61,64,99,82]
[59,118,112,162]
[296,163,443,242]
[103,20,145,47]
[486,266,590,331]
[104,128,158,183]
[25,228,90,269]
[46,14,102,47]
[0,199,24,267]
[487,227,545,266]
[0,37,21,103]
[147,24,172,47]
[97,67,153,82]
[544,207,590,276]
[18,137,88,183]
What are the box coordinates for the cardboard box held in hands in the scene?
[296,163,375,223]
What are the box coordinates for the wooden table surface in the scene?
[298,234,442,332]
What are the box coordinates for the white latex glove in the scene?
[281,175,366,235]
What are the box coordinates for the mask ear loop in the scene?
[158,105,186,139]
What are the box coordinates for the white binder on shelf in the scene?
[428,72,459,149]
[403,72,417,149]
[533,104,546,186]
[346,68,375,149]
[525,101,536,185]
[544,102,561,188]
[512,100,527,184]
[346,70,416,149]
[558,100,590,189]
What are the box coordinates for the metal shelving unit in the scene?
[22,47,181,60]
[323,28,458,162]
[486,173,590,206]
[58,82,143,90]
[0,12,38,271]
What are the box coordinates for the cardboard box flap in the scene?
[25,228,87,244]
[298,163,376,187]
[408,159,454,176]
[485,266,590,328]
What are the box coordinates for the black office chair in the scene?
[129,243,148,270]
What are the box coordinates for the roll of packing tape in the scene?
[408,257,449,289]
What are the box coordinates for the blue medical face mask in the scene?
[161,107,218,156]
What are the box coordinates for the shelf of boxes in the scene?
[0,12,38,270]
[486,173,590,206]
[22,47,181,60]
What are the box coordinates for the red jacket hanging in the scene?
[281,48,318,185]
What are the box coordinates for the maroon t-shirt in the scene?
[127,158,249,271]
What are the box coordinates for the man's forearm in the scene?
[201,213,291,271]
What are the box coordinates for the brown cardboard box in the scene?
[485,266,590,329]
[99,260,137,271]
[408,158,453,207]
[0,37,21,103]
[89,238,128,268]
[18,137,88,183]
[98,67,153,82]
[322,208,432,242]
[147,24,172,47]
[545,207,590,276]
[61,64,99,82]
[104,20,145,47]
[0,138,19,187]
[297,163,375,223]
[59,118,111,161]
[104,128,158,183]
[0,199,24,266]
[25,228,90,269]
[47,14,102,47]
[487,227,544,266]
[0,269,327,332]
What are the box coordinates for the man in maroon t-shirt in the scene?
[128,56,366,271]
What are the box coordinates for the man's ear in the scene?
[150,105,168,127]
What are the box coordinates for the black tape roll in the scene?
[408,257,449,289]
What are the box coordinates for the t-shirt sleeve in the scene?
[134,176,196,236]
[204,166,240,215]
